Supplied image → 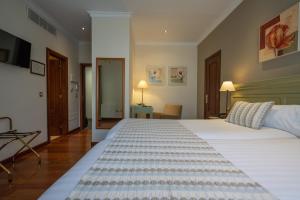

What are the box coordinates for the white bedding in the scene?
[180,119,297,140]
[39,119,300,200]
[208,139,300,200]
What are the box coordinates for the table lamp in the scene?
[220,81,236,114]
[137,80,148,106]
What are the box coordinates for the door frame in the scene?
[80,63,92,129]
[204,50,221,119]
[96,57,125,129]
[46,48,69,142]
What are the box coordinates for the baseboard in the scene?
[68,127,80,134]
[1,141,49,164]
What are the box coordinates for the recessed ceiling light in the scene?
[81,27,86,31]
[164,29,168,33]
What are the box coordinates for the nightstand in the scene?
[218,113,227,119]
[207,116,220,119]
[130,105,153,119]
[207,113,227,119]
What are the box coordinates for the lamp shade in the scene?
[137,80,148,89]
[220,81,235,92]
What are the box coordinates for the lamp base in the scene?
[225,90,229,115]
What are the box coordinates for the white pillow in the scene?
[264,105,300,137]
[252,101,274,128]
[226,101,273,129]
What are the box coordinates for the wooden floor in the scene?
[0,129,91,200]
[98,118,121,129]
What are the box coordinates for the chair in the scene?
[153,104,182,119]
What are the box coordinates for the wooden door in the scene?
[47,49,68,139]
[204,50,221,119]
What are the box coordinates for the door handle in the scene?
[205,94,208,104]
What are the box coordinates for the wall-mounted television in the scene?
[0,29,31,68]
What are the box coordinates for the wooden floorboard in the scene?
[0,129,91,200]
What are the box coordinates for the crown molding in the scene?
[196,0,243,45]
[88,11,131,18]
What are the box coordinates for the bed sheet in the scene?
[208,138,300,200]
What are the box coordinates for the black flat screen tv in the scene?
[0,29,31,68]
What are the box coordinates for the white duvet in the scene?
[208,139,300,200]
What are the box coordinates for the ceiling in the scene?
[30,0,243,44]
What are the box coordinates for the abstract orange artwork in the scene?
[259,3,299,62]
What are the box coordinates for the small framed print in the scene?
[168,66,187,86]
[146,66,165,85]
[30,60,45,76]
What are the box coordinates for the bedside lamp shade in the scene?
[220,81,235,92]
[137,80,148,89]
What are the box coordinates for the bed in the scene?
[39,76,300,200]
[39,118,300,200]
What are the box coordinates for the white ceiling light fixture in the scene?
[81,27,86,31]
[164,29,168,34]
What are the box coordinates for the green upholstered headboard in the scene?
[231,75,300,105]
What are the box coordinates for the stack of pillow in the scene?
[226,101,300,137]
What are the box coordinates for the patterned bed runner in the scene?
[67,119,276,200]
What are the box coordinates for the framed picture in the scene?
[168,67,187,86]
[259,3,299,62]
[146,66,165,85]
[30,60,45,76]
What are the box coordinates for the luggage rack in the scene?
[0,117,41,183]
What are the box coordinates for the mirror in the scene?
[96,58,124,129]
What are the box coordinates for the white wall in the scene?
[133,44,197,119]
[90,14,131,141]
[0,0,79,161]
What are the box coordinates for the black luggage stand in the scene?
[0,117,41,183]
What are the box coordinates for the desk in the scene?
[130,105,153,118]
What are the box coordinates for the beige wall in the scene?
[133,44,197,119]
[197,0,300,118]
